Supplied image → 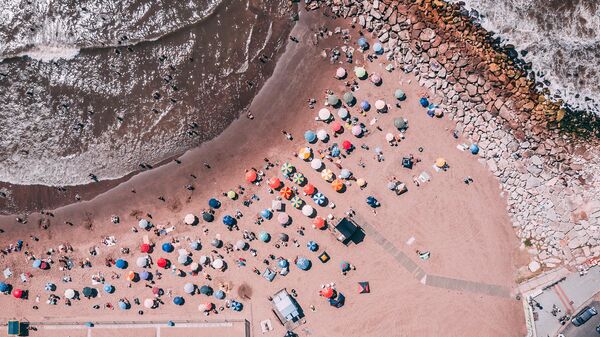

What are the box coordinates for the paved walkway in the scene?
[360,219,512,298]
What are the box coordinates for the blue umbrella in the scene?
[202,212,214,222]
[32,259,42,269]
[199,285,213,296]
[140,271,151,281]
[167,321,175,327]
[331,146,340,157]
[103,284,114,293]
[373,42,383,54]
[173,296,185,305]
[259,231,271,242]
[208,198,221,209]
[138,219,150,229]
[313,193,326,206]
[470,144,480,155]
[223,215,235,226]
[366,196,379,208]
[161,242,174,253]
[296,257,311,271]
[307,241,318,252]
[304,130,317,143]
[360,101,370,111]
[44,282,55,292]
[260,209,272,219]
[0,282,9,292]
[115,259,127,269]
[357,37,368,49]
[419,97,429,107]
[190,241,201,250]
[118,301,129,310]
[231,301,243,311]
[278,259,289,268]
[214,290,225,300]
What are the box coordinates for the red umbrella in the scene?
[140,243,152,253]
[152,287,161,295]
[342,140,352,150]
[303,184,315,195]
[157,258,168,268]
[320,287,334,299]
[280,186,292,200]
[245,170,257,183]
[268,177,281,189]
[13,289,23,299]
[313,217,326,229]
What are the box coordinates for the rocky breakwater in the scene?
[317,0,600,276]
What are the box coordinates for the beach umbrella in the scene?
[321,169,333,181]
[281,162,294,175]
[313,217,326,229]
[157,258,168,268]
[222,215,235,226]
[211,259,224,270]
[140,243,151,253]
[13,288,24,299]
[214,290,225,300]
[360,100,370,111]
[136,256,149,268]
[208,198,221,209]
[316,129,328,141]
[118,300,129,310]
[279,233,289,242]
[200,255,211,265]
[336,67,346,79]
[470,144,480,154]
[0,282,9,293]
[126,271,137,282]
[277,213,290,225]
[435,158,446,168]
[140,271,151,281]
[387,181,397,190]
[290,196,303,208]
[298,147,311,160]
[337,108,349,119]
[318,108,331,121]
[199,285,213,296]
[394,89,406,100]
[184,283,195,294]
[292,172,305,185]
[331,145,340,157]
[331,121,342,133]
[327,94,340,106]
[354,67,367,79]
[190,241,201,250]
[235,240,247,250]
[199,302,214,312]
[351,125,362,136]
[202,212,214,222]
[144,298,155,309]
[32,259,42,269]
[357,37,368,49]
[307,241,319,252]
[304,130,317,143]
[245,170,257,183]
[340,261,351,272]
[279,186,292,200]
[189,262,200,273]
[340,169,351,179]
[366,196,379,208]
[373,42,383,54]
[331,179,344,192]
[64,289,75,299]
[375,99,386,111]
[173,296,185,306]
[321,287,335,299]
[419,97,429,107]
[82,287,95,298]
[161,242,174,253]
[278,259,289,268]
[313,193,326,206]
[260,209,272,219]
[42,283,53,291]
[184,214,196,225]
[259,231,270,242]
[385,133,394,142]
[342,140,352,150]
[296,257,311,271]
[310,159,323,170]
[343,92,355,105]
[303,184,315,195]
[357,178,366,187]
[302,205,314,216]
[138,219,150,229]
[370,73,382,84]
[231,301,243,311]
[178,254,190,265]
[211,238,222,248]
[394,117,407,130]
[268,177,282,189]
[115,259,127,269]
[227,190,237,199]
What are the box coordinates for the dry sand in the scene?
[0,8,527,337]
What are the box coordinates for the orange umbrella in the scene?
[320,287,334,299]
[303,184,315,195]
[127,271,137,281]
[268,177,281,189]
[331,179,344,192]
[313,217,325,229]
[245,170,257,183]
[280,186,292,199]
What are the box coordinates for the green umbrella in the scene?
[343,92,355,105]
[394,118,407,130]
[327,94,339,106]
[292,172,305,185]
[354,67,367,79]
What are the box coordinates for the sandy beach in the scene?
[0,5,531,336]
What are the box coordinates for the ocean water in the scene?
[453,0,600,113]
[0,0,292,186]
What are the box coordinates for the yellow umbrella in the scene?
[227,190,237,199]
[298,147,311,160]
[357,178,366,187]
[435,158,446,168]
[321,169,333,181]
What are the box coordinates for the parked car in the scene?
[571,306,598,326]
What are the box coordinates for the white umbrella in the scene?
[235,240,247,250]
[340,168,351,179]
[136,256,148,268]
[316,129,328,141]
[64,289,75,299]
[184,214,196,225]
[199,255,210,265]
[375,100,386,110]
[337,108,349,119]
[138,219,149,229]
[189,262,200,272]
[352,125,362,136]
[318,108,331,121]
[385,133,394,142]
[336,67,346,78]
[184,282,195,294]
[211,259,224,270]
[144,298,156,308]
[178,254,190,265]
[310,158,323,170]
[302,205,314,216]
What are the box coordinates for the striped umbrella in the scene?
[321,169,334,181]
[290,196,303,208]
[292,172,305,185]
[280,186,292,199]
[331,179,344,192]
[281,162,294,175]
[313,192,326,206]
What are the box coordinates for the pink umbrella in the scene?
[336,67,346,79]
[277,213,290,225]
[352,125,362,136]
